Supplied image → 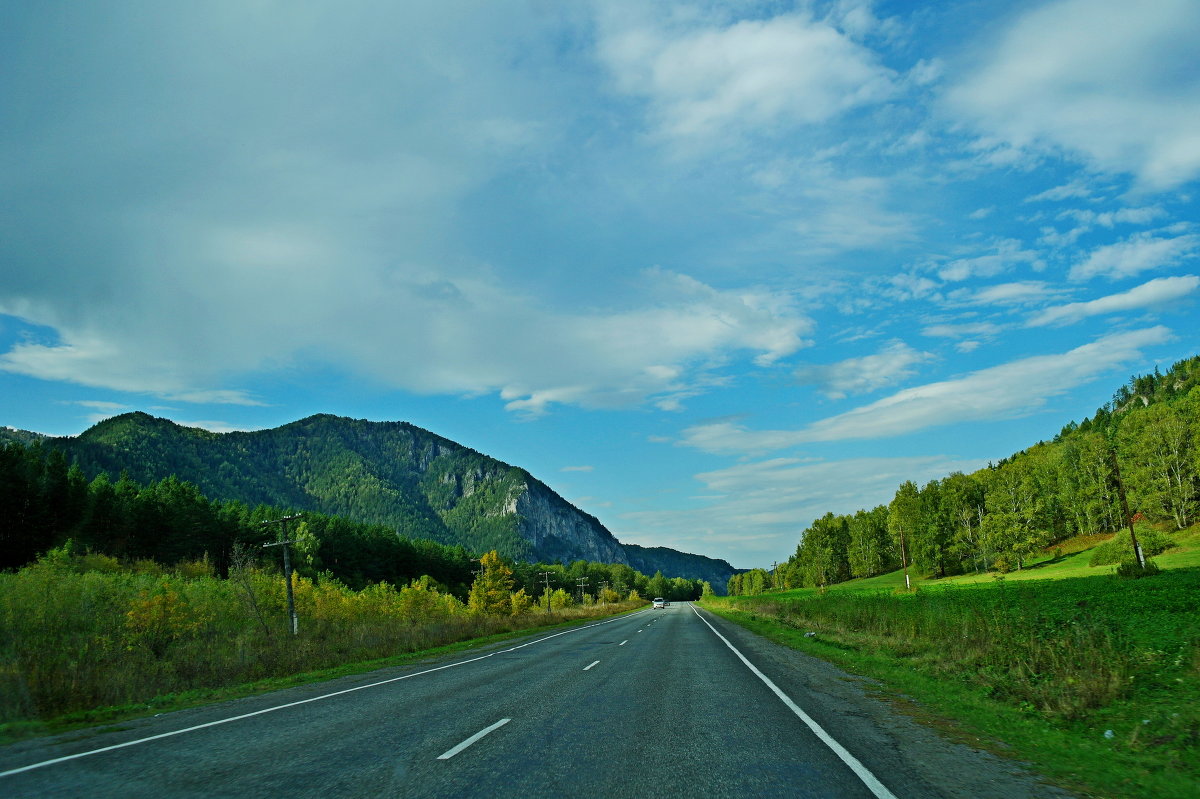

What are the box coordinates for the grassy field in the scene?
[705,526,1200,798]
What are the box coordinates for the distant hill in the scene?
[0,426,49,446]
[28,412,736,588]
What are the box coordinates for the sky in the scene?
[2,0,1199,569]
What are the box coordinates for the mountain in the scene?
[36,412,735,587]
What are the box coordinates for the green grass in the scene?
[705,601,1198,798]
[710,527,1200,798]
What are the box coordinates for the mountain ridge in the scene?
[15,412,735,587]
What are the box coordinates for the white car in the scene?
[652,597,666,608]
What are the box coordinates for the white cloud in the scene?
[786,172,918,253]
[952,281,1064,307]
[1040,206,1170,249]
[618,454,987,567]
[936,239,1043,282]
[597,9,897,142]
[945,0,1200,189]
[794,341,933,399]
[1069,232,1200,281]
[1058,206,1166,229]
[921,322,1002,339]
[1027,275,1200,327]
[1,266,811,417]
[678,327,1172,454]
[1024,180,1094,203]
[69,400,129,412]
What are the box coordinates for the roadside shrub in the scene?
[0,551,639,726]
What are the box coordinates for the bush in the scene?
[1089,527,1175,566]
[1115,558,1162,578]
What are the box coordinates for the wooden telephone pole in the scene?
[262,513,303,636]
[539,571,553,614]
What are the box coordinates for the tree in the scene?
[912,480,954,577]
[1117,401,1196,529]
[847,505,893,579]
[467,550,515,615]
[941,472,987,572]
[1056,431,1121,536]
[795,513,850,587]
[888,481,921,588]
[981,455,1051,570]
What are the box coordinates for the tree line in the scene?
[0,440,709,603]
[732,357,1200,594]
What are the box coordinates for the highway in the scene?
[0,603,1074,798]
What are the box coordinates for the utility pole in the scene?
[539,571,553,614]
[771,562,778,590]
[262,513,303,636]
[575,577,589,604]
[1108,449,1145,568]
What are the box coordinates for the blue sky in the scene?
[2,0,1198,569]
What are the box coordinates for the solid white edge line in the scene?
[0,609,651,778]
[690,605,898,799]
[583,660,600,671]
[436,718,511,760]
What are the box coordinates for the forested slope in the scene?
[739,355,1200,593]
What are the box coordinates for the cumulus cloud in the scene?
[678,326,1172,454]
[1027,275,1200,327]
[597,8,898,142]
[794,341,933,399]
[944,0,1200,189]
[1069,232,1200,281]
[0,4,817,417]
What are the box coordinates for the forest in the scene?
[730,355,1200,594]
[0,442,709,604]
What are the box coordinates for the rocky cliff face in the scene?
[516,480,629,566]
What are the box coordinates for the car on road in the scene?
[652,597,665,608]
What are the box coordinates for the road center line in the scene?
[436,718,510,760]
[0,610,650,778]
[583,660,600,671]
[690,605,898,799]
[618,640,627,646]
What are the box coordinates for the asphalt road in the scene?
[0,603,1075,798]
